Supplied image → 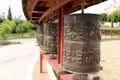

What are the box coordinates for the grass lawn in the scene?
[7,32,36,39]
[0,40,21,47]
[0,32,36,46]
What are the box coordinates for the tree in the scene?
[101,13,107,21]
[0,16,4,23]
[0,22,13,40]
[107,9,120,22]
[15,21,35,33]
[3,20,16,31]
[107,9,120,27]
[7,6,12,20]
[112,10,120,22]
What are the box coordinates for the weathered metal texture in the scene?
[36,25,44,47]
[43,23,58,54]
[63,14,102,73]
[72,74,100,80]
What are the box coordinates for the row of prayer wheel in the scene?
[36,23,58,55]
[36,14,102,73]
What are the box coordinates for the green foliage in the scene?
[106,9,120,22]
[12,18,23,33]
[101,13,108,21]
[7,32,36,39]
[15,23,26,33]
[107,14,112,22]
[0,21,15,40]
[101,9,120,23]
[111,9,120,22]
[15,21,35,33]
[102,9,120,28]
[7,6,12,20]
[0,24,12,34]
[0,16,4,23]
[111,21,114,28]
[0,6,35,40]
[3,20,16,31]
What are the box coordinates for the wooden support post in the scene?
[40,53,43,73]
[58,7,64,66]
[58,75,61,80]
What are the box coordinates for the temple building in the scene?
[104,0,120,14]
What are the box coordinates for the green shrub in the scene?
[15,21,35,33]
[1,20,16,32]
[15,23,27,33]
[101,13,108,21]
[0,40,21,46]
[0,16,4,23]
[0,24,12,40]
[0,20,16,40]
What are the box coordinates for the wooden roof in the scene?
[22,0,106,24]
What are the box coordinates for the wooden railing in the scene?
[102,28,120,39]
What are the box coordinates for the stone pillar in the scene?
[43,23,58,58]
[63,14,102,73]
[36,25,43,47]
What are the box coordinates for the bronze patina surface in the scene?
[36,25,44,47]
[63,14,102,73]
[43,23,58,55]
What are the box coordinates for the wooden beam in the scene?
[38,0,94,23]
[32,17,40,20]
[32,11,44,13]
[38,0,71,24]
[39,0,57,2]
[63,0,93,15]
[27,0,38,20]
[43,12,57,23]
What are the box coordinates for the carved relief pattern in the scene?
[36,26,43,46]
[64,42,100,65]
[43,23,58,53]
[63,14,102,73]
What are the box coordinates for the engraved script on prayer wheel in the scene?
[36,25,43,47]
[43,23,58,54]
[63,14,102,73]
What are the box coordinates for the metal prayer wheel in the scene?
[63,14,102,73]
[36,25,43,47]
[43,23,58,55]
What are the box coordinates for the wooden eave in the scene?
[22,0,106,24]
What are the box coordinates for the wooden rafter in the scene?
[22,0,106,24]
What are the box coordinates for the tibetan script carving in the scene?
[43,23,58,54]
[63,14,102,73]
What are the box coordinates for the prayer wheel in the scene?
[43,23,58,55]
[63,14,102,73]
[36,25,43,47]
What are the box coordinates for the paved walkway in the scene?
[0,38,39,80]
[32,59,50,80]
[1,38,120,80]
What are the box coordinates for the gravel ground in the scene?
[100,40,120,80]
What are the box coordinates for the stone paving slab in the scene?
[32,58,50,80]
